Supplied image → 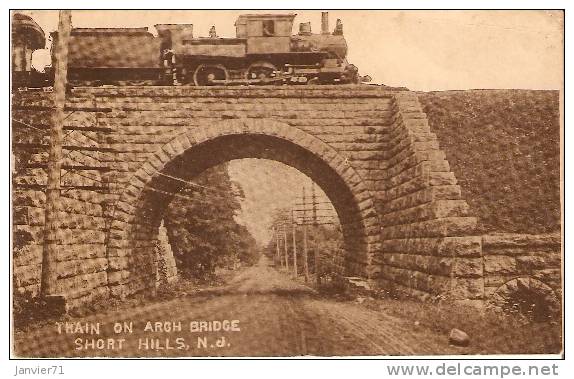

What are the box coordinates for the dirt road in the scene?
[14,257,458,357]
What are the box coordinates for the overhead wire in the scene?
[140,170,242,203]
[156,171,231,195]
[143,186,202,203]
[59,166,105,182]
[11,118,46,133]
[143,185,237,205]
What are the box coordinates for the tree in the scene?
[164,163,259,281]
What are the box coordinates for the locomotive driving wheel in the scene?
[246,62,278,82]
[193,64,228,86]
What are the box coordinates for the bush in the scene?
[501,287,560,322]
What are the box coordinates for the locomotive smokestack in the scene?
[321,12,329,34]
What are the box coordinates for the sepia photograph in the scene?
[9,7,564,361]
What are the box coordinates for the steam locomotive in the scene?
[50,12,369,87]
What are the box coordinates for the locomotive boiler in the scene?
[55,12,368,87]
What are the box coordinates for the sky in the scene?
[228,160,337,244]
[21,10,564,91]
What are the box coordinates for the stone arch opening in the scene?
[106,119,379,298]
[490,277,560,321]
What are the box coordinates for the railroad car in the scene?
[11,13,46,89]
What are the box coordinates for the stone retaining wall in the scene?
[377,92,481,303]
[483,233,561,309]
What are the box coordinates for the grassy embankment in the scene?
[418,89,561,234]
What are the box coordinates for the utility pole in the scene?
[274,226,281,265]
[41,10,71,298]
[312,183,318,225]
[302,187,309,282]
[283,222,289,270]
[311,183,320,283]
[291,209,297,278]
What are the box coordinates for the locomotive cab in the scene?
[232,12,354,84]
[235,14,296,55]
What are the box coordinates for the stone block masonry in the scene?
[155,221,177,285]
[11,85,561,310]
[483,233,561,312]
[376,91,480,302]
[13,92,110,309]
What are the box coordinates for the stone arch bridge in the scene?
[13,85,526,310]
